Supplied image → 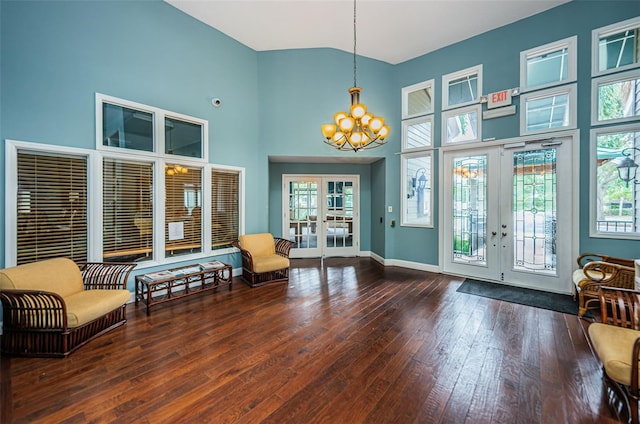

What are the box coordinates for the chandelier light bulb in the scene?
[322,124,337,139]
[334,112,348,126]
[369,117,384,133]
[339,116,355,132]
[350,103,366,119]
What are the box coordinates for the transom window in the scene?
[593,16,640,76]
[520,36,577,91]
[442,65,482,110]
[520,84,576,135]
[402,79,434,119]
[591,69,640,125]
[442,105,482,144]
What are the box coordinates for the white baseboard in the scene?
[360,251,440,273]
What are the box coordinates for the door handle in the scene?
[491,231,497,236]
[502,232,507,237]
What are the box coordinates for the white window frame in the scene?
[520,36,577,93]
[402,79,434,119]
[402,115,434,152]
[96,93,209,163]
[401,151,433,228]
[592,16,640,77]
[589,123,640,240]
[5,138,244,269]
[442,65,483,110]
[591,68,640,126]
[4,140,96,267]
[520,84,577,136]
[442,104,482,145]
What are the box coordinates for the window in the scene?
[401,80,435,227]
[166,165,203,257]
[165,117,204,159]
[15,149,88,265]
[591,125,640,237]
[520,84,576,135]
[442,65,482,110]
[592,69,640,125]
[520,36,577,91]
[103,159,154,262]
[6,95,241,268]
[402,115,433,151]
[102,102,154,152]
[442,105,482,144]
[97,93,207,160]
[401,153,432,227]
[593,16,640,76]
[402,79,434,119]
[211,169,240,248]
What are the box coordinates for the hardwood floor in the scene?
[1,257,623,423]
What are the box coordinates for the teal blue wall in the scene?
[393,0,640,261]
[1,0,639,272]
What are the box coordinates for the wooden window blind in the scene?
[165,165,202,256]
[16,151,88,265]
[103,159,154,262]
[211,169,239,247]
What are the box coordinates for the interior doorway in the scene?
[283,175,359,258]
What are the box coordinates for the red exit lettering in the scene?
[492,91,507,103]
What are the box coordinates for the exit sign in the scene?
[487,89,512,109]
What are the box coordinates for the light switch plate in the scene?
[387,206,392,213]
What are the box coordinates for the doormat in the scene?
[457,278,583,316]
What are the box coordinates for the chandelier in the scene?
[320,0,390,152]
[166,164,188,176]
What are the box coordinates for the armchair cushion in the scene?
[589,323,640,387]
[252,254,290,274]
[65,289,131,327]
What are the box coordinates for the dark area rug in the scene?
[457,278,583,316]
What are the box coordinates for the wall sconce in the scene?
[617,147,640,187]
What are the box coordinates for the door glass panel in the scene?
[512,149,557,275]
[452,155,487,265]
[325,180,353,248]
[288,181,318,248]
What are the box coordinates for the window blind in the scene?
[165,165,202,256]
[103,159,153,262]
[16,151,88,265]
[211,169,239,247]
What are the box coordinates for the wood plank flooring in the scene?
[0,257,623,423]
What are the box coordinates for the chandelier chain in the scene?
[353,0,357,88]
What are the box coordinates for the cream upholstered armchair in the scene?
[589,287,640,424]
[232,233,294,288]
[573,253,635,317]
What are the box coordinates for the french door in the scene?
[442,136,576,294]
[283,175,359,258]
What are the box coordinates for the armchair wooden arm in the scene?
[598,286,640,329]
[274,237,295,258]
[574,256,635,317]
[80,262,137,290]
[0,290,68,329]
[577,252,635,268]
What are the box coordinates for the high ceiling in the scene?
[165,0,570,65]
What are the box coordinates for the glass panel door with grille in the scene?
[443,137,574,294]
[283,175,359,258]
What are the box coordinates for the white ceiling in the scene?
[165,0,570,65]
